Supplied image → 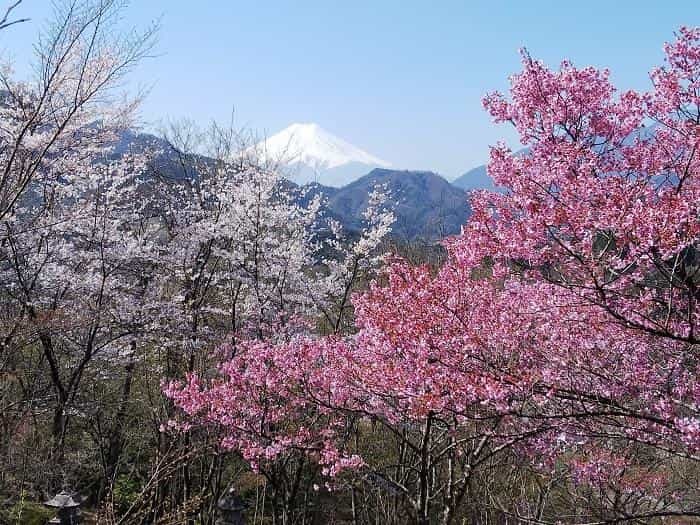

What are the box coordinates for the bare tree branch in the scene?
[0,1,29,31]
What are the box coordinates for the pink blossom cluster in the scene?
[163,338,364,477]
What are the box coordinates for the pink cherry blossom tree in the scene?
[345,26,700,522]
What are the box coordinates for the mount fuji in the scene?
[250,123,392,187]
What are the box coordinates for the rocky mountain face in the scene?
[317,168,470,240]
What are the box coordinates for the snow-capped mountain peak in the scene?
[251,122,391,187]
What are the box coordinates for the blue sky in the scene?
[0,1,697,178]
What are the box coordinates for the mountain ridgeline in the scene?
[120,128,495,240]
[312,169,471,240]
[452,164,494,191]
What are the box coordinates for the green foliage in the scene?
[112,475,142,514]
[1,501,54,525]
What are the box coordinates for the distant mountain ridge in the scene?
[117,131,480,240]
[323,169,470,239]
[452,164,494,192]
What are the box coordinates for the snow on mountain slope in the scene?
[250,123,391,187]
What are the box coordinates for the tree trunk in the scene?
[101,349,136,499]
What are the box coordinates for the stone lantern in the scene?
[216,487,247,525]
[44,490,82,525]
